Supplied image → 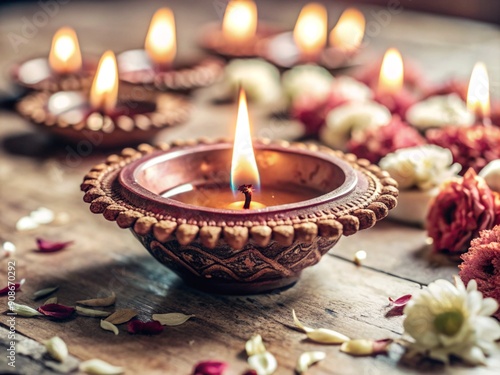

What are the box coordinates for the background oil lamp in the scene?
[117,8,224,92]
[261,4,365,69]
[81,89,398,294]
[11,27,96,92]
[16,50,190,148]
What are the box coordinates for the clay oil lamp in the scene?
[81,88,398,294]
[261,4,365,69]
[118,8,224,93]
[199,0,280,59]
[11,27,95,92]
[16,51,190,148]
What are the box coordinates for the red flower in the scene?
[427,169,498,253]
[127,319,164,335]
[36,238,73,252]
[459,225,500,319]
[347,116,425,163]
[290,92,347,136]
[373,88,417,119]
[426,125,500,175]
[192,361,228,375]
[37,303,75,319]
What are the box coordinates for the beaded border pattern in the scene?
[81,139,399,249]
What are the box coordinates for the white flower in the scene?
[403,277,500,365]
[406,94,475,130]
[330,76,372,102]
[223,59,281,104]
[479,159,500,193]
[379,145,461,190]
[282,64,333,102]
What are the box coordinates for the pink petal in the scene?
[36,238,73,253]
[127,319,164,335]
[388,294,412,307]
[373,339,393,354]
[37,303,75,319]
[0,283,22,296]
[192,361,228,375]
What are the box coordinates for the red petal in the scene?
[192,361,228,375]
[36,238,73,253]
[388,294,412,307]
[127,319,164,335]
[0,283,22,296]
[37,303,75,319]
[373,339,393,354]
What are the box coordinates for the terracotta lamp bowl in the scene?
[81,139,398,294]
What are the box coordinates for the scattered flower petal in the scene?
[152,312,195,326]
[127,319,164,335]
[248,352,277,375]
[292,310,349,344]
[16,216,38,231]
[36,238,73,253]
[33,286,59,300]
[77,292,116,307]
[245,334,266,357]
[0,281,23,296]
[403,277,500,365]
[31,207,55,224]
[354,250,367,266]
[192,360,228,375]
[76,306,111,318]
[38,303,75,319]
[79,359,124,375]
[2,241,16,258]
[388,294,412,307]
[8,302,43,317]
[44,296,58,305]
[296,351,326,374]
[44,336,68,362]
[104,309,138,325]
[242,371,258,375]
[340,339,392,356]
[101,320,119,335]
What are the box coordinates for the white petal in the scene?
[248,352,277,375]
[459,346,487,365]
[479,298,499,317]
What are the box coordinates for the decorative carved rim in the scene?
[16,91,191,133]
[81,139,399,249]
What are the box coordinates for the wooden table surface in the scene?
[1,1,499,374]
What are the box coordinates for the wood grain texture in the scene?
[0,1,499,374]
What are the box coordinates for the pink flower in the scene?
[373,89,417,119]
[426,125,500,175]
[347,116,425,163]
[427,169,498,253]
[459,225,500,319]
[423,79,468,101]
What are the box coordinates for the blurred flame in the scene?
[329,8,365,52]
[378,48,403,94]
[90,50,118,114]
[222,0,257,43]
[293,3,327,55]
[145,8,177,65]
[230,88,260,192]
[467,62,490,119]
[49,27,82,74]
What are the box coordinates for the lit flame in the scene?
[222,0,257,43]
[329,8,365,52]
[48,27,82,74]
[90,50,118,114]
[293,3,327,55]
[467,61,490,119]
[378,48,403,94]
[145,8,177,65]
[230,88,260,192]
